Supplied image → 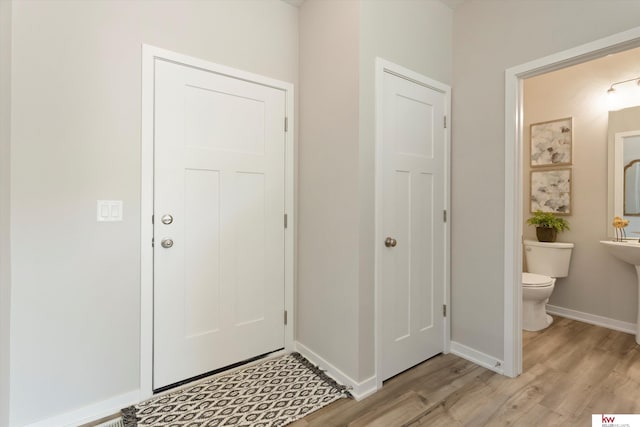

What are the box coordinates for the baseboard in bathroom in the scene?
[546,304,636,335]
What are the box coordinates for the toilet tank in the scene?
[523,239,574,278]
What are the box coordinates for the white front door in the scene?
[380,69,446,381]
[153,59,286,390]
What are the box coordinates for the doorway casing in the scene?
[140,45,295,399]
[503,26,640,378]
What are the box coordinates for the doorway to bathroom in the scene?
[503,28,640,377]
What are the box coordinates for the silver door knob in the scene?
[161,214,174,225]
[161,238,174,248]
[385,237,397,248]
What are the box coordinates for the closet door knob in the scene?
[385,237,397,248]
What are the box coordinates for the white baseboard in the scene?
[22,389,139,427]
[546,304,636,335]
[294,341,377,400]
[450,341,504,375]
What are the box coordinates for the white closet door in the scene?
[381,70,446,380]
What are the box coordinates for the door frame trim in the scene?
[503,27,640,378]
[374,58,451,390]
[140,44,295,399]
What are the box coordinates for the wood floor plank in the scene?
[302,356,478,427]
[415,363,487,411]
[613,345,640,383]
[541,348,621,417]
[495,403,568,427]
[348,391,429,427]
[596,329,637,355]
[299,317,640,426]
[418,375,509,425]
[407,402,463,427]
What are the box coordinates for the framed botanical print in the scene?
[530,168,571,215]
[530,117,572,167]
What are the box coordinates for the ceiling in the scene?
[281,0,305,7]
[281,0,464,10]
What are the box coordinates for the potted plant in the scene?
[527,210,570,242]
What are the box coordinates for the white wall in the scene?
[297,0,452,386]
[523,49,640,326]
[297,0,361,381]
[8,1,298,425]
[1,1,12,425]
[452,0,640,360]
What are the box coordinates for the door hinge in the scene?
[444,116,447,129]
[443,304,447,317]
[152,237,155,248]
[284,310,288,325]
[443,210,447,222]
[284,213,288,228]
[284,117,288,132]
[152,214,154,224]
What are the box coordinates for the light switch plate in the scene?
[97,200,123,222]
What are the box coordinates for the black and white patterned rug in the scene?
[121,353,350,426]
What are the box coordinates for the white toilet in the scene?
[522,239,574,332]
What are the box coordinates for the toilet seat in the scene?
[522,272,554,287]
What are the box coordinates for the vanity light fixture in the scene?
[607,76,640,94]
[607,77,640,111]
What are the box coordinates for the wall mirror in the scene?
[625,159,640,216]
[608,106,640,237]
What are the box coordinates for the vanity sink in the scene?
[600,240,640,344]
[600,240,640,266]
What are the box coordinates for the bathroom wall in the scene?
[8,1,298,425]
[452,0,640,361]
[523,48,640,326]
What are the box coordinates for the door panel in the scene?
[392,170,411,340]
[153,59,285,390]
[382,71,445,381]
[184,84,266,154]
[396,94,434,157]
[234,171,266,326]
[184,169,221,337]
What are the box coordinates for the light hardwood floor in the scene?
[292,317,640,426]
